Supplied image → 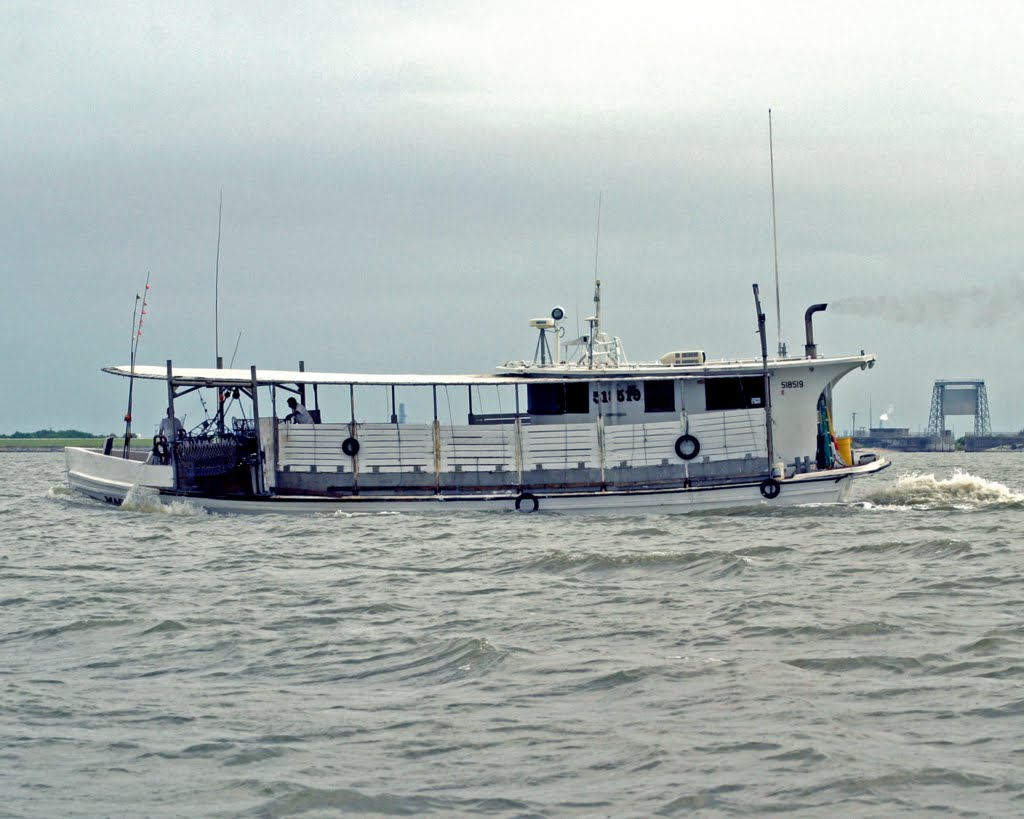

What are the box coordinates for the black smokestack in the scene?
[804,303,828,358]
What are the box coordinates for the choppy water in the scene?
[2,451,1023,817]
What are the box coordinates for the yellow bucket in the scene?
[835,436,853,466]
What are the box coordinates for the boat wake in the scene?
[122,485,206,516]
[863,469,1024,510]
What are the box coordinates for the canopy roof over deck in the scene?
[103,354,874,388]
[104,364,563,387]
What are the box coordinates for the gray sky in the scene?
[3,1,1023,436]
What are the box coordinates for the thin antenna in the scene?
[229,331,243,368]
[588,194,603,368]
[214,189,223,366]
[768,109,785,357]
[123,272,151,458]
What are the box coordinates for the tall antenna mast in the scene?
[122,272,151,458]
[769,109,786,357]
[588,193,603,367]
[214,189,223,367]
[593,192,602,334]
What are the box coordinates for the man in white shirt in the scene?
[158,408,184,439]
[285,396,314,424]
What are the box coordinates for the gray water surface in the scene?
[2,451,1023,817]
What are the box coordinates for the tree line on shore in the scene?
[0,429,99,439]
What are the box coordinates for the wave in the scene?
[741,621,904,640]
[784,655,929,674]
[121,485,207,516]
[141,619,187,635]
[251,785,527,817]
[46,482,201,516]
[333,636,506,684]
[863,469,1024,510]
[521,548,749,578]
[841,538,973,559]
[331,510,403,518]
[17,618,135,642]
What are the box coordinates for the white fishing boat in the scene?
[65,284,889,514]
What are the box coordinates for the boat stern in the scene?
[65,446,174,506]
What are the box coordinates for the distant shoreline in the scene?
[0,438,131,452]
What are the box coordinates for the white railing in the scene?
[359,424,434,473]
[441,424,516,473]
[604,421,679,468]
[522,423,600,470]
[686,410,767,463]
[277,423,350,471]
[602,412,765,468]
[276,410,767,476]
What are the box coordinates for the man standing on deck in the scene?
[158,408,184,439]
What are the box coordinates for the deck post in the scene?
[166,359,177,489]
[752,284,776,472]
[165,360,175,424]
[271,386,279,482]
[349,384,359,493]
[514,417,523,489]
[250,365,267,495]
[216,355,225,437]
[432,385,441,493]
[433,420,442,493]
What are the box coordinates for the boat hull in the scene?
[65,446,889,515]
[65,446,175,506]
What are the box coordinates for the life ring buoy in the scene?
[674,434,700,461]
[152,435,170,463]
[760,478,781,499]
[342,437,360,457]
[514,492,539,512]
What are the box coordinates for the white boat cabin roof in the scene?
[104,354,876,388]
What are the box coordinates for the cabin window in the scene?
[527,382,590,415]
[704,376,766,411]
[644,380,676,413]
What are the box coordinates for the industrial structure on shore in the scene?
[851,379,1023,452]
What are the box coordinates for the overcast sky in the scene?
[3,1,1023,436]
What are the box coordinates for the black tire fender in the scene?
[341,437,360,457]
[760,478,781,499]
[514,492,539,512]
[674,434,700,461]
